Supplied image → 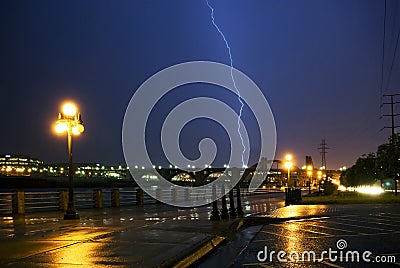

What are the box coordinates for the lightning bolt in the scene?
[205,0,246,168]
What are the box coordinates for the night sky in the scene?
[1,0,399,169]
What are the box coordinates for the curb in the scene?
[173,236,226,268]
[169,219,244,268]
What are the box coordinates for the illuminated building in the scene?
[44,163,129,179]
[0,154,43,176]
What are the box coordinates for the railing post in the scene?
[94,189,103,208]
[285,188,289,206]
[232,168,244,216]
[236,185,244,216]
[171,188,177,202]
[136,188,144,205]
[12,191,24,214]
[184,188,190,201]
[220,185,229,219]
[229,189,237,218]
[210,184,220,220]
[156,189,162,204]
[59,190,68,211]
[111,189,120,207]
[297,189,302,202]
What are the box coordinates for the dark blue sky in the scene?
[0,0,399,169]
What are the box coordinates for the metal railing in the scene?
[24,192,59,213]
[0,187,278,215]
[0,193,12,214]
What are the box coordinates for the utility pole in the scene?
[318,139,329,170]
[382,94,400,138]
[382,94,400,196]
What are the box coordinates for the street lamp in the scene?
[284,154,293,187]
[54,102,84,220]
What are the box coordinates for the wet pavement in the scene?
[3,194,399,267]
[201,204,400,267]
[0,193,284,267]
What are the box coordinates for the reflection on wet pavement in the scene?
[0,193,285,267]
[232,204,400,267]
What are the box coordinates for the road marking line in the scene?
[303,229,333,237]
[320,260,344,268]
[306,223,364,234]
[242,262,274,267]
[375,214,400,220]
[254,230,335,242]
[334,231,400,237]
[258,230,292,238]
[335,217,400,228]
[368,217,400,224]
[319,220,395,232]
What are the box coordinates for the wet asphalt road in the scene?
[200,204,400,267]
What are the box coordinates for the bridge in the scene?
[127,161,271,187]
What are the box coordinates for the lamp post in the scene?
[54,102,84,220]
[284,154,293,187]
[307,165,313,194]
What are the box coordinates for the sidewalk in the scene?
[0,194,284,267]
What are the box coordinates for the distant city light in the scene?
[355,186,384,195]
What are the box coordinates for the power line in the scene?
[380,0,387,108]
[385,13,400,91]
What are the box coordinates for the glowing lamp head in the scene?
[72,124,84,135]
[62,103,77,117]
[307,165,313,171]
[55,122,68,133]
[284,161,292,169]
[285,154,293,161]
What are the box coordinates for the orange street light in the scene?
[54,101,84,220]
[285,154,293,187]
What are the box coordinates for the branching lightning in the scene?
[205,0,246,168]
